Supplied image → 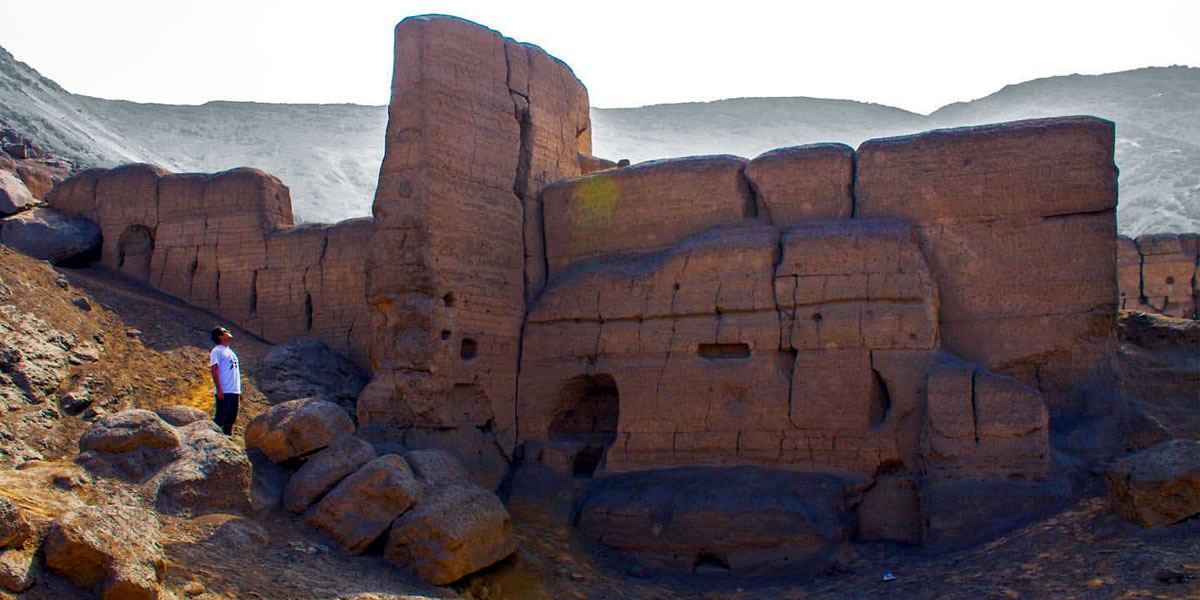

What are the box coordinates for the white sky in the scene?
[1,0,1197,115]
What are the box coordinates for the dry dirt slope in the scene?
[0,245,1197,599]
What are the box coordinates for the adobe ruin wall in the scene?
[46,165,373,368]
[1119,233,1200,319]
[44,15,1147,489]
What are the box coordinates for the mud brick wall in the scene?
[359,15,590,451]
[1118,233,1199,319]
[47,165,372,368]
[855,117,1120,418]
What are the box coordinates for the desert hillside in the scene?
[2,44,1198,234]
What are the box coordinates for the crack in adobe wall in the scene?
[970,367,980,447]
[653,253,690,406]
[1192,247,1200,319]
[1041,207,1116,220]
[506,40,535,447]
[737,165,758,219]
[849,149,859,219]
[742,168,773,225]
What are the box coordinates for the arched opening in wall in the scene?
[549,374,619,477]
[116,225,154,280]
[869,368,892,429]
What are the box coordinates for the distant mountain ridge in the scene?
[1,44,1196,234]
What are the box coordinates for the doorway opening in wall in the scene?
[116,224,154,279]
[549,374,619,477]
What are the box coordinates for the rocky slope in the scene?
[2,44,1198,233]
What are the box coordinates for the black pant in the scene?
[214,393,240,436]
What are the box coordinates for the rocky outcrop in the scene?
[154,405,209,427]
[76,410,251,516]
[1,206,102,263]
[244,398,354,463]
[76,410,184,482]
[255,337,368,414]
[0,170,33,215]
[43,504,165,600]
[1107,439,1200,528]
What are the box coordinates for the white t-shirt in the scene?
[209,344,242,395]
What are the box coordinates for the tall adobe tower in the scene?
[359,15,591,454]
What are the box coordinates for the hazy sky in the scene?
[2,0,1197,114]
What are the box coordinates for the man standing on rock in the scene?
[209,326,241,436]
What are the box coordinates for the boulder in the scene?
[0,548,35,592]
[1,207,101,263]
[255,338,368,413]
[403,448,471,487]
[155,421,253,516]
[43,505,164,600]
[305,455,424,555]
[283,435,376,513]
[244,398,354,463]
[76,410,182,453]
[384,483,518,585]
[154,405,210,427]
[0,497,32,548]
[577,466,854,576]
[76,410,183,482]
[0,170,32,215]
[1106,439,1200,528]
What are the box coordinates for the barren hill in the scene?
[2,45,1198,234]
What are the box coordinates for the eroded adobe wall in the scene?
[856,117,1120,419]
[359,15,590,452]
[46,165,372,368]
[521,119,1105,477]
[1118,233,1199,318]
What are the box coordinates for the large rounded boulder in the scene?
[43,505,165,600]
[1,207,101,263]
[76,410,183,482]
[283,434,376,514]
[244,398,354,464]
[256,338,368,412]
[0,171,32,215]
[383,449,518,585]
[155,421,253,516]
[305,454,424,555]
